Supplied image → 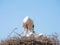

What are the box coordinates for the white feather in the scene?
[23,16,29,23]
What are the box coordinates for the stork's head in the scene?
[23,16,34,29]
[23,16,29,23]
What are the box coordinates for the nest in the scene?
[0,33,60,45]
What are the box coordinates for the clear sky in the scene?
[0,0,60,40]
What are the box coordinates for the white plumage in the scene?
[23,16,29,23]
[23,16,34,36]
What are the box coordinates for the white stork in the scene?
[23,16,35,36]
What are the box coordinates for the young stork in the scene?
[23,16,35,36]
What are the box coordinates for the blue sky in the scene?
[0,0,60,40]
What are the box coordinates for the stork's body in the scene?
[23,16,35,36]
